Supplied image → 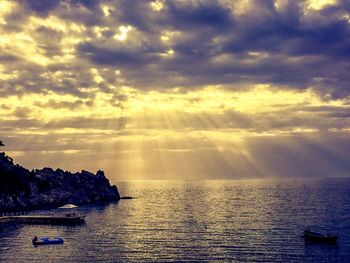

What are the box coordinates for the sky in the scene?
[1,0,350,181]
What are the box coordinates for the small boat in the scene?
[32,236,64,246]
[303,230,337,244]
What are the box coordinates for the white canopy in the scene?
[58,204,78,209]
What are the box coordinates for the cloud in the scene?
[164,1,234,30]
[1,0,350,179]
[77,42,154,66]
[0,0,349,96]
[21,0,60,16]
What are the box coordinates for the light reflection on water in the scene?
[0,178,349,262]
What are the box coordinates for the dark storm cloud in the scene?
[116,0,233,32]
[164,1,233,30]
[21,0,99,16]
[21,0,61,16]
[71,0,100,10]
[65,0,350,96]
[115,0,157,31]
[0,65,88,98]
[2,0,350,98]
[77,42,156,66]
[0,54,19,62]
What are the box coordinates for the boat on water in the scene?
[32,236,64,246]
[303,230,337,244]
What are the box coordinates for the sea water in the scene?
[0,178,349,262]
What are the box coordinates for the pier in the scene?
[0,215,85,225]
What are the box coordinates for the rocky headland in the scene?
[0,151,120,212]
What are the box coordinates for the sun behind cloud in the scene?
[1,0,350,180]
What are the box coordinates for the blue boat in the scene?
[32,236,64,245]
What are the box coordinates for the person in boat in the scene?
[32,236,38,244]
[0,141,4,147]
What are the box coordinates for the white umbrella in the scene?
[58,204,78,209]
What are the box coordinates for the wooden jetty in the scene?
[0,214,85,225]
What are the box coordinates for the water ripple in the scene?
[0,178,349,262]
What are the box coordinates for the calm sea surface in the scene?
[0,178,350,262]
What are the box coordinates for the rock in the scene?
[41,167,54,174]
[0,151,120,212]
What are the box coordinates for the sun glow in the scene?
[0,0,15,25]
[150,1,164,11]
[2,84,350,179]
[3,85,346,129]
[0,0,349,181]
[121,85,327,114]
[101,5,112,16]
[114,25,133,41]
[306,0,337,10]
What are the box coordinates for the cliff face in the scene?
[0,152,120,212]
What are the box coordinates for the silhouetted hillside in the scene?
[0,152,120,212]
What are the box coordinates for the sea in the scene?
[0,178,349,262]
